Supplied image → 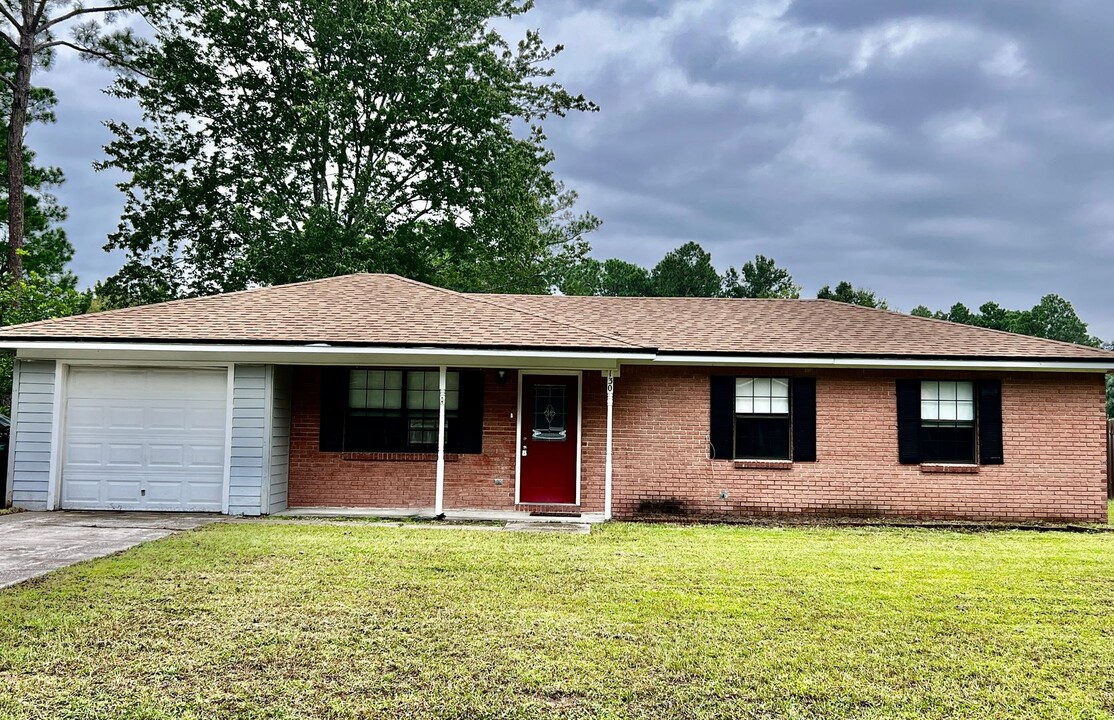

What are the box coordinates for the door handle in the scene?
[521,445,528,457]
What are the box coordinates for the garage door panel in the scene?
[62,367,228,512]
[105,443,144,466]
[148,407,189,431]
[106,406,145,431]
[191,407,227,432]
[190,445,226,468]
[66,405,107,430]
[148,444,186,467]
[64,443,103,465]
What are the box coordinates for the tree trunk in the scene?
[5,3,33,286]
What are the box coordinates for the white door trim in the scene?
[45,361,66,510]
[514,370,583,506]
[221,364,235,514]
[4,359,20,507]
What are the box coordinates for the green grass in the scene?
[1,523,1113,719]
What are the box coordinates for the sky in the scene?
[37,0,1114,338]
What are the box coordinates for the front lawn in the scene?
[1,522,1112,719]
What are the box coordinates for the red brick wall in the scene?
[288,368,605,512]
[609,366,1108,523]
[288,365,1108,522]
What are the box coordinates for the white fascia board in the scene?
[9,341,644,370]
[645,354,1114,373]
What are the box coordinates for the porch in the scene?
[284,365,619,519]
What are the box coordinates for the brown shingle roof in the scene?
[0,274,642,351]
[476,293,1114,360]
[0,273,1110,361]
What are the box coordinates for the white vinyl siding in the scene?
[267,366,292,514]
[228,365,266,514]
[230,364,292,516]
[9,360,58,510]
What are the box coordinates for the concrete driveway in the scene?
[0,511,222,590]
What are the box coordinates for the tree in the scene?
[557,257,653,297]
[913,295,1102,347]
[650,242,721,298]
[1106,341,1113,419]
[599,258,653,297]
[0,49,74,285]
[97,0,598,306]
[1029,294,1101,346]
[722,254,800,299]
[0,0,145,286]
[0,55,87,406]
[816,281,888,309]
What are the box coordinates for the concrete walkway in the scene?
[0,511,222,590]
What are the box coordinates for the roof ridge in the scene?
[816,299,1114,357]
[477,293,818,303]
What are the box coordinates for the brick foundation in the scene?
[287,365,1109,523]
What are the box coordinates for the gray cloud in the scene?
[38,0,1114,338]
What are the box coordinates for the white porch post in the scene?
[434,365,447,517]
[604,369,615,520]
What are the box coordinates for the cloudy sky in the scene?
[38,0,1114,338]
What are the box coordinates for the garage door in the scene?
[61,367,228,511]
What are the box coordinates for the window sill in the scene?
[919,463,979,474]
[734,460,793,470]
[341,452,461,463]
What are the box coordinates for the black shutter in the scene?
[791,377,817,462]
[977,380,1004,465]
[451,369,485,454]
[896,379,921,465]
[709,375,735,460]
[319,367,348,452]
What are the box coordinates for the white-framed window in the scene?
[919,380,976,463]
[346,369,459,451]
[734,377,791,460]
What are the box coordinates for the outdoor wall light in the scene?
[496,369,509,384]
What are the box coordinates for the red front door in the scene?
[519,375,579,504]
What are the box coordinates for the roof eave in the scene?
[4,339,655,370]
[646,352,1114,372]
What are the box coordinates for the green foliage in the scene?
[816,281,888,309]
[914,295,1102,347]
[0,273,91,407]
[562,246,801,300]
[0,49,76,284]
[1107,373,1112,419]
[721,254,800,299]
[649,241,721,297]
[557,257,652,297]
[0,54,86,407]
[97,0,598,306]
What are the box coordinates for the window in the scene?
[531,383,568,441]
[919,380,976,463]
[734,377,791,460]
[345,369,460,452]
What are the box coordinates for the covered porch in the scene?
[283,359,622,520]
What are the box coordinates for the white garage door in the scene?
[61,367,228,511]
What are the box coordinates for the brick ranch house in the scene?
[1,273,1111,522]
